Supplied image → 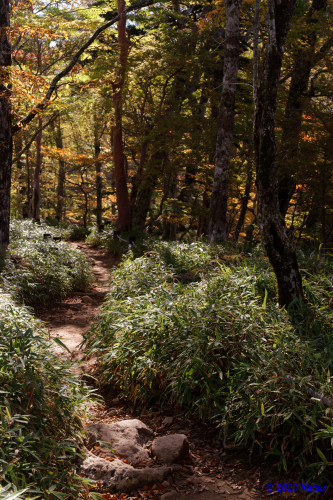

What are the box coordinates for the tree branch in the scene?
[12,0,157,135]
[13,113,59,164]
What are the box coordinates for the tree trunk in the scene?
[209,0,242,243]
[278,0,328,218]
[94,126,103,232]
[233,0,258,243]
[112,0,131,231]
[233,162,253,242]
[32,39,43,223]
[53,116,66,220]
[0,0,12,248]
[32,116,42,222]
[254,0,304,307]
[14,132,29,218]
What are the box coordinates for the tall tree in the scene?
[0,0,12,248]
[278,0,329,218]
[209,0,242,242]
[94,116,103,232]
[32,38,43,222]
[112,0,131,231]
[254,0,303,306]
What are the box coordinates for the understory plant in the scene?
[0,294,93,499]
[0,220,92,305]
[0,220,97,498]
[84,241,333,484]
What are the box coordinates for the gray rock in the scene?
[87,419,153,463]
[162,416,174,426]
[79,452,175,491]
[81,295,94,304]
[152,434,189,464]
[161,491,178,500]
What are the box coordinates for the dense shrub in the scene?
[85,225,154,258]
[85,241,333,483]
[0,294,93,499]
[0,220,95,498]
[0,220,92,305]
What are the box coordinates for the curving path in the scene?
[34,243,286,500]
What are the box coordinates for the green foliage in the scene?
[0,220,92,305]
[85,241,333,483]
[66,224,91,241]
[0,220,96,498]
[85,225,115,249]
[0,294,92,498]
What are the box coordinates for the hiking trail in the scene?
[35,243,288,500]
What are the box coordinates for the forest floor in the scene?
[35,243,304,500]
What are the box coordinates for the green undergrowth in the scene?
[0,294,94,499]
[0,220,97,499]
[1,220,92,305]
[84,241,333,484]
[85,225,150,258]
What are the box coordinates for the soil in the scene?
[34,243,320,500]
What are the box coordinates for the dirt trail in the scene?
[36,243,118,374]
[35,243,285,500]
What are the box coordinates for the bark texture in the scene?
[254,0,304,307]
[112,0,131,231]
[209,0,242,242]
[0,0,12,247]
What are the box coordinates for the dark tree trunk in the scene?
[32,39,43,223]
[94,128,103,232]
[130,140,148,218]
[14,133,29,218]
[112,0,131,231]
[209,0,242,242]
[233,162,253,242]
[0,0,12,248]
[254,0,304,307]
[278,0,328,218]
[32,116,42,222]
[197,190,210,238]
[163,164,178,240]
[52,116,66,220]
[26,151,32,217]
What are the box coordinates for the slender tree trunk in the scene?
[26,151,32,217]
[163,165,178,240]
[0,0,12,248]
[233,163,253,242]
[112,0,131,231]
[32,39,43,222]
[33,115,42,222]
[233,0,258,243]
[254,0,304,307]
[278,0,328,217]
[52,116,66,220]
[320,147,328,246]
[94,126,103,232]
[209,0,242,242]
[14,133,29,218]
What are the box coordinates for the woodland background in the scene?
[0,0,332,497]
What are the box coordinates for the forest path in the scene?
[34,243,275,500]
[35,242,118,375]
